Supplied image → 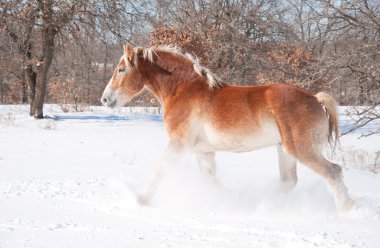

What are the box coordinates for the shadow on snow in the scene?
[49,114,163,122]
[48,113,379,134]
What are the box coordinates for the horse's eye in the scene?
[118,68,126,73]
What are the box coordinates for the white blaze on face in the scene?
[101,75,133,108]
[101,75,118,107]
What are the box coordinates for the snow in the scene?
[0,105,379,248]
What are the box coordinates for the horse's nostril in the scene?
[102,97,108,104]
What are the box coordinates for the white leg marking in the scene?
[277,145,298,192]
[195,152,218,183]
[137,143,184,205]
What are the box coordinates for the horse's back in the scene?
[205,83,321,129]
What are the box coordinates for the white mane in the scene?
[137,45,223,89]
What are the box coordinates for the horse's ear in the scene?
[123,43,134,62]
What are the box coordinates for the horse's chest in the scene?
[192,121,281,153]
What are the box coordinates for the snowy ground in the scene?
[0,105,379,248]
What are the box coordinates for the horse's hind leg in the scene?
[299,154,356,211]
[277,144,298,192]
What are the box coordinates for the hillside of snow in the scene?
[0,105,379,248]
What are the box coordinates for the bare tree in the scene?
[1,0,87,117]
[0,0,149,117]
[311,0,380,135]
[149,0,295,84]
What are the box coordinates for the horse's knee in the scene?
[331,163,342,174]
[277,145,297,177]
[196,152,216,177]
[137,193,151,206]
[328,163,342,180]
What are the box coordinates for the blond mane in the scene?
[132,45,223,89]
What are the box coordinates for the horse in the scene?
[101,43,356,211]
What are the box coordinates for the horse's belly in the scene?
[194,121,281,153]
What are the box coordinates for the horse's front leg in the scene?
[195,151,217,181]
[137,141,184,205]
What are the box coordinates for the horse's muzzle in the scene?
[101,96,116,108]
[101,96,111,106]
[101,88,117,108]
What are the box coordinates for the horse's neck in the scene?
[144,73,178,104]
[142,59,208,105]
[143,66,187,103]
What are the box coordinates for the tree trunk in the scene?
[0,76,4,103]
[24,66,37,116]
[30,24,56,118]
[103,42,108,82]
[33,65,49,119]
[20,39,38,116]
[20,69,28,103]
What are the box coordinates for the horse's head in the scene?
[101,43,223,107]
[101,43,145,108]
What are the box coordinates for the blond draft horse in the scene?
[101,43,356,211]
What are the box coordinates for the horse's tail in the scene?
[315,92,340,149]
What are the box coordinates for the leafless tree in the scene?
[0,0,149,117]
[310,0,380,135]
[1,0,87,117]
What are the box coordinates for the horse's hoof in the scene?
[136,194,150,206]
[338,199,359,212]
